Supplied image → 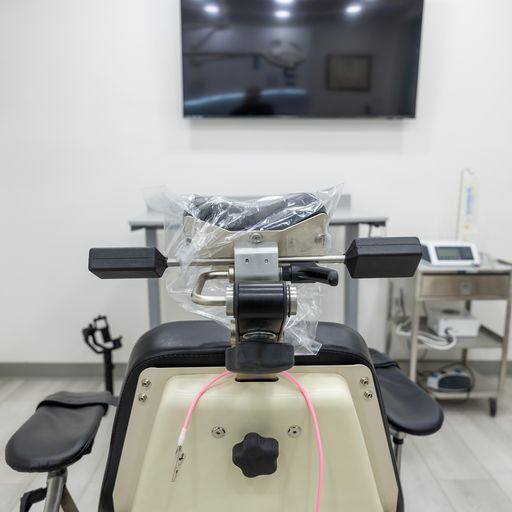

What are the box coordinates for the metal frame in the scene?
[180,213,331,258]
[344,223,360,330]
[145,228,161,328]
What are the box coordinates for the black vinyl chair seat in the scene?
[370,349,444,436]
[5,391,113,473]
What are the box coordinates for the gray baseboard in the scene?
[0,363,128,378]
[0,360,509,378]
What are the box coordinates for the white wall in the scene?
[1,0,511,363]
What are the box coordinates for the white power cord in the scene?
[396,319,458,351]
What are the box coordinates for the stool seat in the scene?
[5,391,113,473]
[370,349,444,436]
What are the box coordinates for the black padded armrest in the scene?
[5,391,114,473]
[37,390,116,410]
[370,349,444,436]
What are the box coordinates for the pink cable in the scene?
[177,370,231,446]
[176,369,323,512]
[282,371,324,512]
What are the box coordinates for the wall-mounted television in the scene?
[181,0,424,118]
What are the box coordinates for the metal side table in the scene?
[386,256,512,416]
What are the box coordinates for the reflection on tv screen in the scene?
[181,0,424,118]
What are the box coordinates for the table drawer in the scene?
[420,274,510,299]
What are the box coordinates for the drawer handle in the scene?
[460,282,472,295]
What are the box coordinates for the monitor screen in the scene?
[180,0,424,118]
[435,247,474,261]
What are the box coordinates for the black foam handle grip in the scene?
[344,237,422,279]
[89,247,167,279]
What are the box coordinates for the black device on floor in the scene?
[426,367,474,393]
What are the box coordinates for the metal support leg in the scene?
[392,431,406,474]
[145,228,161,329]
[385,281,394,354]
[462,300,471,366]
[498,294,511,397]
[43,469,66,512]
[344,223,360,331]
[409,280,421,382]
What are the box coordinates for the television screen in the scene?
[181,0,424,118]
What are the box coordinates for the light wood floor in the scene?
[1,376,512,511]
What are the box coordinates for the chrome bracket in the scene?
[234,242,279,282]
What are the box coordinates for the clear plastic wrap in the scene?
[145,186,342,355]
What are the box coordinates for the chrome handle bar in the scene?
[168,254,346,268]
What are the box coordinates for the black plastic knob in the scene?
[282,263,339,286]
[232,433,279,478]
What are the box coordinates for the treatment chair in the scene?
[6,192,443,511]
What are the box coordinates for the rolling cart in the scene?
[386,256,512,416]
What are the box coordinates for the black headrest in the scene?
[184,193,327,231]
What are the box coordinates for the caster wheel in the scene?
[489,398,497,417]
